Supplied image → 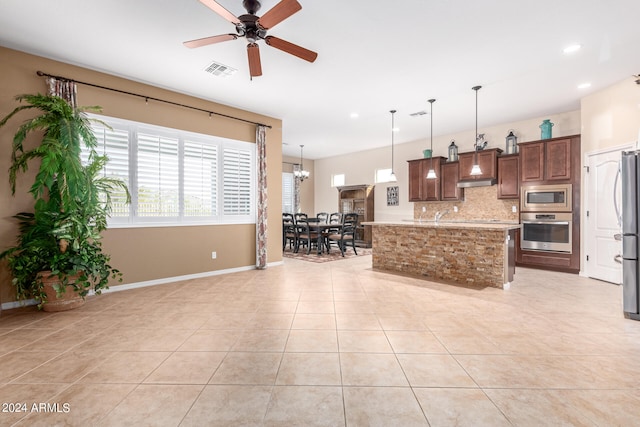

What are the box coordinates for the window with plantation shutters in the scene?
[137,132,179,217]
[282,172,294,213]
[84,114,255,227]
[87,125,130,217]
[184,141,217,217]
[223,147,252,215]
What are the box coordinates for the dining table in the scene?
[307,218,342,255]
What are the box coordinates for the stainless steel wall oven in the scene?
[521,212,572,253]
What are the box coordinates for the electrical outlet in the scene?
[211,251,217,259]
[512,205,517,213]
[421,206,426,213]
[453,206,458,213]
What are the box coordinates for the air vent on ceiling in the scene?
[410,110,428,117]
[204,61,237,78]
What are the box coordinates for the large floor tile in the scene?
[98,384,203,426]
[414,388,511,427]
[397,354,477,387]
[484,388,599,427]
[340,353,408,386]
[386,330,448,353]
[343,387,427,426]
[181,385,272,426]
[144,351,225,384]
[79,351,170,384]
[209,352,282,385]
[337,330,393,353]
[285,329,338,352]
[275,353,341,385]
[264,386,345,427]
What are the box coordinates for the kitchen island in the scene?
[363,221,520,289]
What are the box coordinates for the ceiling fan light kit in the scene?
[185,0,317,78]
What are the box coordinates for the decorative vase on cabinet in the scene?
[540,119,554,139]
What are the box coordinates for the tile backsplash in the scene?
[413,186,519,222]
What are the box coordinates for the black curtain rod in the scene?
[36,71,272,129]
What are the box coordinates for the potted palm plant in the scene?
[0,93,129,311]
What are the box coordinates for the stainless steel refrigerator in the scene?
[621,150,640,320]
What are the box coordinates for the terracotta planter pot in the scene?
[38,271,85,312]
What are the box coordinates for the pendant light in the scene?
[389,110,397,182]
[470,85,483,176]
[426,99,437,179]
[294,144,310,181]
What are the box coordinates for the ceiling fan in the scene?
[184,0,318,77]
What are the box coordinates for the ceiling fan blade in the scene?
[183,34,238,48]
[247,43,263,77]
[198,0,241,25]
[265,36,318,62]
[257,0,302,30]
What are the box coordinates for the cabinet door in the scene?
[458,153,475,181]
[545,138,571,180]
[441,162,462,200]
[458,150,497,180]
[477,150,498,179]
[423,158,441,201]
[408,160,425,201]
[497,155,520,199]
[520,142,544,182]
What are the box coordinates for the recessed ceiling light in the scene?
[393,127,400,132]
[350,113,359,118]
[578,82,592,89]
[563,44,582,54]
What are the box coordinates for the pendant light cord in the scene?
[429,99,435,171]
[390,110,396,174]
[472,86,482,162]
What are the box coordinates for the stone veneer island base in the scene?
[365,221,520,289]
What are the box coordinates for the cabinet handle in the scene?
[614,254,622,264]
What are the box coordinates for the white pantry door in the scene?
[584,145,634,284]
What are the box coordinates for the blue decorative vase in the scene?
[423,149,432,158]
[540,119,554,140]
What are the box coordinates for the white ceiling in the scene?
[1,0,639,159]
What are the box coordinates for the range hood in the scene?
[457,178,497,188]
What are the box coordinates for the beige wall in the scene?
[580,77,640,153]
[315,110,581,222]
[0,47,283,304]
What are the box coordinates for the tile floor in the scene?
[1,255,640,426]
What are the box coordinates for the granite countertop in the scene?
[363,220,521,230]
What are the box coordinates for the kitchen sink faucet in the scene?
[434,209,450,223]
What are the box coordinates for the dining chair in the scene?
[282,213,297,251]
[327,213,358,256]
[316,212,329,224]
[329,212,343,224]
[324,212,343,249]
[294,216,320,254]
[294,212,308,223]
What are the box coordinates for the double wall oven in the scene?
[520,184,573,253]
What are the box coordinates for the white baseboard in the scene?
[1,261,284,311]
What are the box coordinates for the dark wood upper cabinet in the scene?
[440,161,463,201]
[520,141,545,182]
[408,157,446,201]
[545,138,572,180]
[458,148,502,181]
[408,159,424,202]
[520,137,574,183]
[497,154,520,199]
